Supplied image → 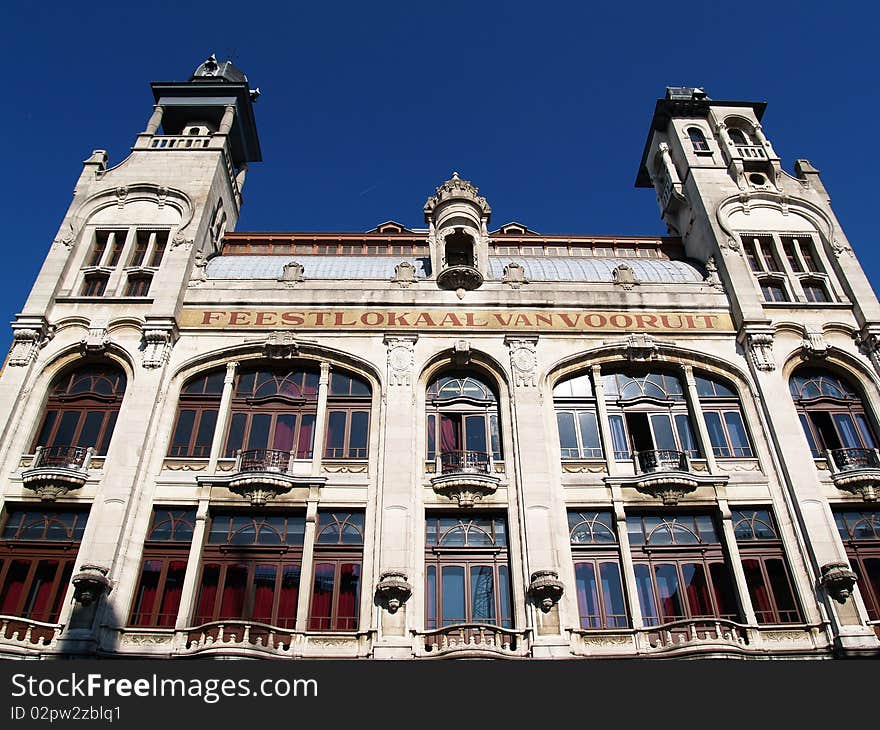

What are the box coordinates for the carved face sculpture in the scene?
[387,597,401,613]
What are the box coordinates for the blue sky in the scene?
[0,1,876,353]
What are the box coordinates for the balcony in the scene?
[604,449,727,505]
[430,450,501,507]
[436,260,484,295]
[21,445,94,501]
[0,616,62,657]
[826,448,880,501]
[181,621,297,658]
[197,449,326,506]
[414,624,529,658]
[735,144,767,160]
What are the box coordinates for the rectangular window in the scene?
[81,275,108,297]
[760,280,789,302]
[129,230,150,266]
[309,512,364,632]
[569,511,628,629]
[324,410,370,459]
[703,410,753,458]
[148,232,168,267]
[124,275,151,297]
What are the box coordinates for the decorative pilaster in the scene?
[175,501,209,629]
[505,335,538,388]
[717,500,758,625]
[591,365,618,475]
[800,326,829,360]
[295,501,320,632]
[384,334,417,387]
[80,326,111,355]
[741,328,775,372]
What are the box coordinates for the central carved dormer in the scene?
[424,172,491,297]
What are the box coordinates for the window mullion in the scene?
[718,505,758,625]
[682,365,717,473]
[208,362,239,472]
[174,503,209,629]
[591,365,617,474]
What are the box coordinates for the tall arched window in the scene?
[554,372,602,459]
[694,372,754,458]
[728,127,750,146]
[688,127,710,153]
[33,363,127,457]
[426,372,502,472]
[789,368,878,458]
[224,366,320,459]
[603,369,698,463]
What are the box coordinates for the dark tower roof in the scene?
[190,54,249,84]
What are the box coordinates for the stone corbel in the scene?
[704,256,724,291]
[800,326,829,360]
[855,325,880,371]
[527,570,564,613]
[8,319,53,367]
[819,562,858,604]
[505,335,538,388]
[385,334,417,387]
[740,328,775,372]
[375,570,413,614]
[141,320,178,369]
[264,331,298,359]
[72,564,112,606]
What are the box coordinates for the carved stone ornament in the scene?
[856,328,880,370]
[115,186,128,209]
[228,480,292,507]
[280,260,304,284]
[80,327,110,355]
[437,265,484,298]
[506,336,538,387]
[502,262,527,289]
[452,339,471,367]
[612,264,639,290]
[831,238,852,257]
[172,233,194,249]
[142,329,175,368]
[264,331,298,359]
[391,261,416,288]
[747,333,775,371]
[385,335,416,387]
[188,249,209,287]
[801,326,829,360]
[375,570,413,613]
[527,570,564,613]
[72,564,112,606]
[8,323,52,367]
[704,256,723,291]
[624,333,658,362]
[430,476,499,508]
[819,562,858,604]
[423,171,492,218]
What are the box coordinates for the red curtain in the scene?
[0,560,29,615]
[219,565,247,619]
[682,563,712,617]
[309,563,335,630]
[26,561,59,622]
[130,560,162,626]
[252,564,277,623]
[277,564,300,628]
[297,415,315,459]
[742,559,773,622]
[440,416,459,452]
[272,415,295,453]
[337,563,361,630]
[157,560,187,627]
[194,565,220,624]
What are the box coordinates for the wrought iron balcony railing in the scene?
[32,445,93,471]
[826,447,880,473]
[440,450,491,475]
[236,449,292,473]
[634,449,689,474]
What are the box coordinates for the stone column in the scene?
[592,365,618,475]
[614,501,644,629]
[144,104,164,135]
[217,104,236,135]
[717,500,758,625]
[207,361,238,472]
[294,499,320,632]
[174,500,209,629]
[681,365,718,474]
[311,362,331,476]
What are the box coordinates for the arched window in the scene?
[33,363,127,457]
[687,127,710,153]
[694,372,754,458]
[603,369,698,462]
[728,127,750,146]
[569,511,628,629]
[789,367,878,458]
[426,372,502,472]
[225,366,320,459]
[554,372,602,459]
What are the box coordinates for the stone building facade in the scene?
[1,61,879,659]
